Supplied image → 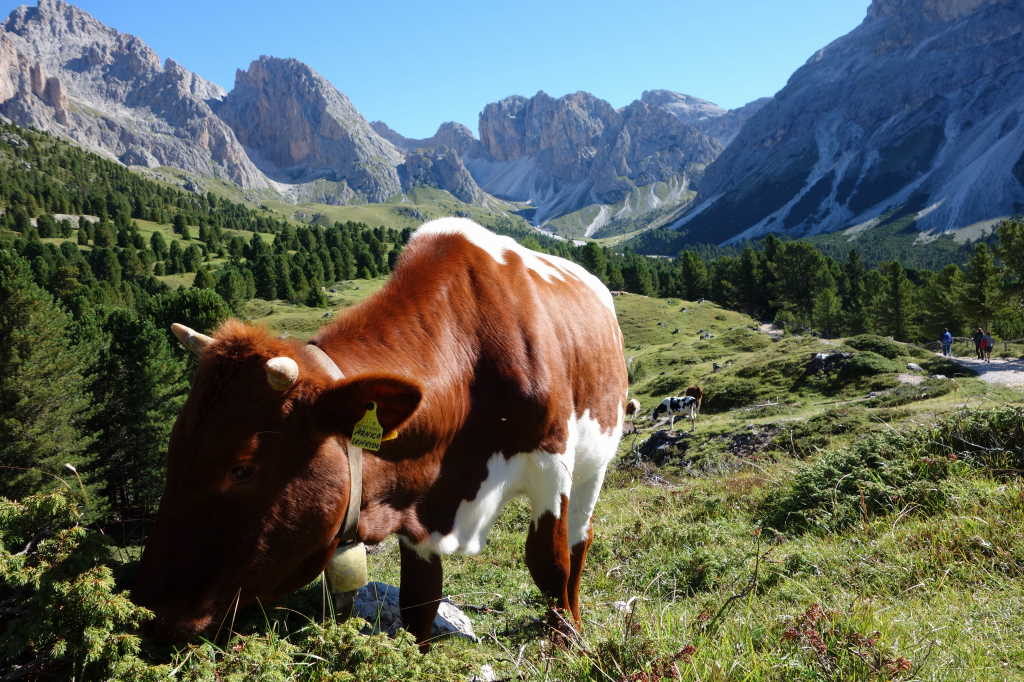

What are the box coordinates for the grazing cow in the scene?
[651,386,703,431]
[134,218,629,647]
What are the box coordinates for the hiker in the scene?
[972,328,985,359]
[981,330,995,363]
[941,329,953,357]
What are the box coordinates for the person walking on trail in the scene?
[941,329,953,357]
[972,327,985,359]
[981,330,995,363]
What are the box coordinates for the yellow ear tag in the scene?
[351,402,384,450]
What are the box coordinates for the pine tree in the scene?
[0,251,96,501]
[172,214,190,239]
[961,243,1003,329]
[215,266,247,309]
[736,247,766,316]
[812,286,844,338]
[192,267,215,289]
[149,231,168,260]
[920,264,967,339]
[997,218,1024,296]
[874,261,917,340]
[677,251,709,301]
[579,242,609,282]
[305,277,328,307]
[147,288,231,341]
[841,251,868,334]
[88,310,186,522]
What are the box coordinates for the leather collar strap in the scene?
[301,343,362,548]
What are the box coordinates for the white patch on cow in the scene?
[412,217,615,312]
[408,407,623,559]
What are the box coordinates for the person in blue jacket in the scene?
[941,328,953,357]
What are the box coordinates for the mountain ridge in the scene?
[671,0,1024,244]
[0,0,762,231]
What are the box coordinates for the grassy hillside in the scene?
[544,176,695,240]
[239,292,1024,680]
[3,279,1023,679]
[156,167,536,235]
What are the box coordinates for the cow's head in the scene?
[133,320,421,640]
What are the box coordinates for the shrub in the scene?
[702,376,769,412]
[715,326,771,352]
[760,407,1024,534]
[0,493,484,680]
[779,603,914,680]
[0,493,166,680]
[643,373,691,397]
[919,355,976,378]
[864,378,954,408]
[844,334,906,359]
[837,352,902,380]
[772,408,873,457]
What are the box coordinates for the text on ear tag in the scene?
[351,402,384,450]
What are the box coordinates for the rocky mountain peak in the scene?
[370,119,479,158]
[0,0,268,187]
[867,0,1010,21]
[674,0,1024,244]
[217,55,402,200]
[640,90,726,122]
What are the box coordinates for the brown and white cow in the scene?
[134,217,630,646]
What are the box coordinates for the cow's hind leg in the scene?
[399,542,443,650]
[566,418,619,627]
[523,451,576,638]
[525,494,573,636]
[566,464,609,625]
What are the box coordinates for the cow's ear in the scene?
[314,374,422,437]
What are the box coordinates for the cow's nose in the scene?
[144,611,213,643]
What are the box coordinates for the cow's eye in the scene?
[230,465,255,482]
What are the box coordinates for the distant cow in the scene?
[134,218,630,647]
[652,386,703,431]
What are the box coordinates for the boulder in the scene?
[352,581,477,642]
[638,429,690,465]
[807,351,854,374]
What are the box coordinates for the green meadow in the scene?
[2,285,1022,680]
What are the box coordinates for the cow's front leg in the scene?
[399,541,443,650]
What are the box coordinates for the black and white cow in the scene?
[651,386,703,430]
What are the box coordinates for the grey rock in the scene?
[0,0,268,188]
[398,146,483,204]
[372,120,481,158]
[674,0,1024,244]
[808,352,854,374]
[469,664,497,682]
[352,581,478,642]
[638,429,691,465]
[470,89,741,225]
[216,56,402,202]
[907,362,925,372]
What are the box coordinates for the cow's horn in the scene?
[171,323,214,356]
[265,356,300,390]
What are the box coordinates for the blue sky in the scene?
[3,0,869,138]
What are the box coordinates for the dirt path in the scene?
[944,354,1024,388]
